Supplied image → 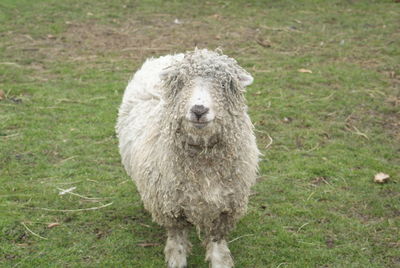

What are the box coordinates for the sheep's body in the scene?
[116,49,259,268]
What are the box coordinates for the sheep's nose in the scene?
[191,105,209,120]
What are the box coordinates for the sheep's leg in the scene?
[204,212,235,268]
[164,227,191,268]
[205,238,234,268]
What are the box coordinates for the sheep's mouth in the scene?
[189,120,212,129]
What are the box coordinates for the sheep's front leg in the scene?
[205,238,234,268]
[164,227,191,268]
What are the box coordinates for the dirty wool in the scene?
[116,49,259,268]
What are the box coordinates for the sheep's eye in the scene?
[221,81,229,91]
[229,80,237,93]
[221,80,237,94]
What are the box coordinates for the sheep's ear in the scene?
[238,72,253,87]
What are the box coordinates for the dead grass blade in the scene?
[34,202,113,212]
[21,222,47,240]
[57,187,105,201]
[345,125,369,140]
[228,234,254,243]
[137,242,160,247]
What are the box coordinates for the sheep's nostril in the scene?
[191,105,209,120]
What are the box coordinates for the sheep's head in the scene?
[161,49,253,150]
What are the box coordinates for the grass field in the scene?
[1,0,399,267]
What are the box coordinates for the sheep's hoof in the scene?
[165,245,188,268]
[166,251,187,268]
[206,240,234,268]
[168,264,186,268]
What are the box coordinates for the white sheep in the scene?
[116,49,259,268]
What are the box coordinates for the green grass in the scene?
[1,0,399,267]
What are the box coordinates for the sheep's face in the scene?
[185,77,216,129]
[161,52,254,148]
[174,74,253,137]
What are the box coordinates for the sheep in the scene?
[116,49,259,268]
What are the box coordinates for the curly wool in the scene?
[116,49,259,237]
[163,50,247,105]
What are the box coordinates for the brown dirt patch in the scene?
[4,15,260,65]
